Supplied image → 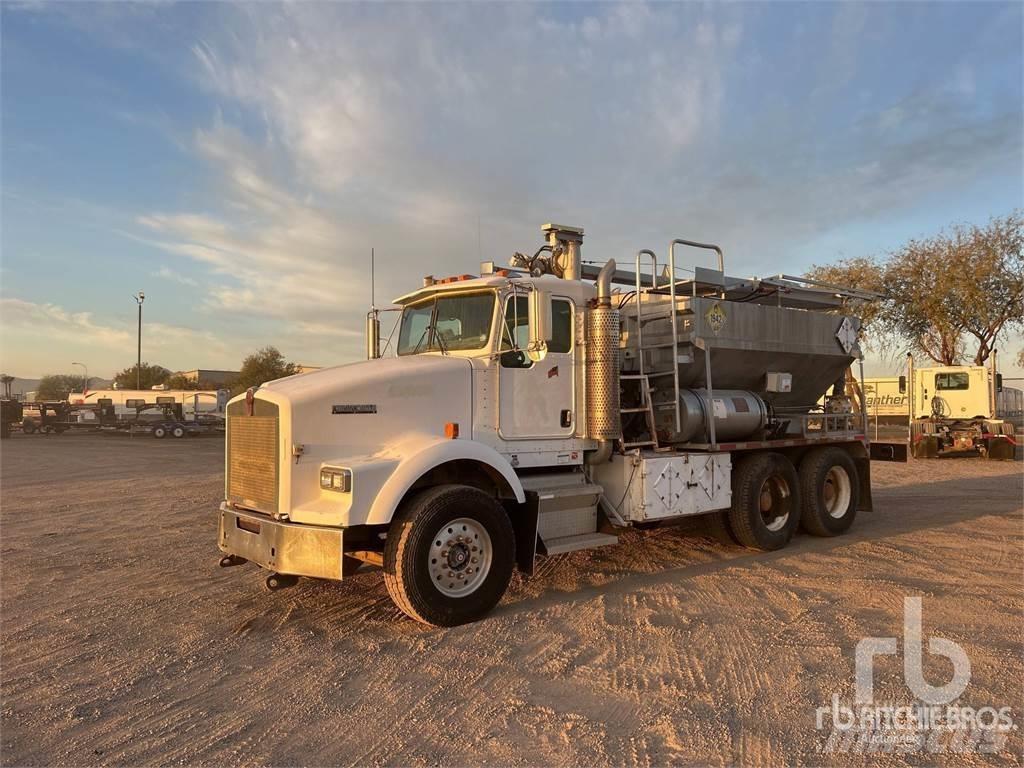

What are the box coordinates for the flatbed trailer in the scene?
[20,399,224,438]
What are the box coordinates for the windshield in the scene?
[397,292,496,355]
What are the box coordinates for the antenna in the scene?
[370,247,375,309]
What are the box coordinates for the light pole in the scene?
[71,361,89,394]
[133,291,145,390]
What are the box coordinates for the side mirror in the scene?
[996,373,1003,393]
[898,375,907,394]
[527,289,552,362]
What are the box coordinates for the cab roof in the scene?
[393,272,582,306]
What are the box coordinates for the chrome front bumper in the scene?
[218,503,345,580]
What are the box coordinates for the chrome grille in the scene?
[227,409,279,514]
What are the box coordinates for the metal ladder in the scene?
[623,248,682,444]
[620,372,658,449]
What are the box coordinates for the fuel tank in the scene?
[669,388,768,443]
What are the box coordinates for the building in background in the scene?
[176,369,240,387]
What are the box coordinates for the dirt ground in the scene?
[1,433,1021,766]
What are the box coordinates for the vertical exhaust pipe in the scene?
[586,259,620,464]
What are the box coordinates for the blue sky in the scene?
[1,1,1021,378]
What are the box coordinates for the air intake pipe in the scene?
[586,259,620,465]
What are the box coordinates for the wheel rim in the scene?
[758,475,791,532]
[429,517,492,598]
[823,466,852,519]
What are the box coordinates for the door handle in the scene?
[560,409,572,428]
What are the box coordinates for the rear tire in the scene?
[799,447,859,536]
[727,453,800,550]
[384,484,514,627]
[153,426,167,439]
[172,425,186,439]
[703,510,739,546]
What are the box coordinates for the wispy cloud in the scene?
[0,298,229,374]
[3,1,1021,375]
[153,265,197,287]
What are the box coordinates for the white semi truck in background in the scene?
[218,223,897,626]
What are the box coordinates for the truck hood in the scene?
[259,355,474,455]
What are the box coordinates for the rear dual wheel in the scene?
[384,484,514,627]
[798,447,858,536]
[728,453,801,550]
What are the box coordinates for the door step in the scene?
[542,532,618,555]
[521,471,620,555]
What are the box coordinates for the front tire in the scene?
[153,426,167,439]
[727,453,800,550]
[798,447,859,536]
[384,484,514,627]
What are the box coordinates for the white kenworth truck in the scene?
[218,223,893,626]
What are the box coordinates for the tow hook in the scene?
[219,555,248,568]
[264,573,299,591]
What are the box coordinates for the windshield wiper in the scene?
[410,315,449,355]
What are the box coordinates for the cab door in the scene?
[498,295,575,439]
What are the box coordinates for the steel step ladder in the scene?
[619,373,658,449]
[520,473,618,555]
[629,248,682,439]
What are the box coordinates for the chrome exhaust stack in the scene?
[586,259,621,464]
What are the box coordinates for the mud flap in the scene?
[508,494,539,577]
[869,441,908,462]
[911,435,940,459]
[984,437,1016,461]
[854,457,873,512]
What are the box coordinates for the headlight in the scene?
[320,467,352,493]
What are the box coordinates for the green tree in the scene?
[809,211,1023,366]
[232,347,298,395]
[806,256,887,335]
[944,212,1024,365]
[113,363,170,390]
[36,374,83,400]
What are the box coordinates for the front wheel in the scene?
[172,425,186,439]
[153,426,167,439]
[383,484,515,627]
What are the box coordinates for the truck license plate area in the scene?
[236,517,261,534]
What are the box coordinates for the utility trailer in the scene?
[217,222,903,626]
[20,397,223,439]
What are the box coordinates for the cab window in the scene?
[935,372,969,391]
[549,299,573,353]
[500,296,573,365]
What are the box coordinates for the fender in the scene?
[365,438,525,526]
